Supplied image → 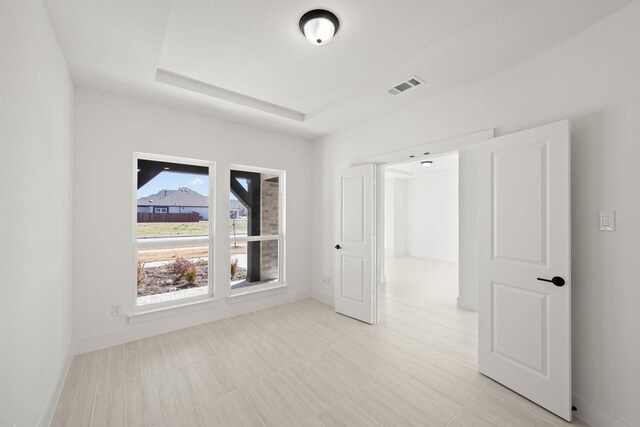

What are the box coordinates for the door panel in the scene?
[335,164,375,324]
[341,176,365,242]
[492,142,547,264]
[492,282,548,374]
[341,256,365,302]
[478,120,571,421]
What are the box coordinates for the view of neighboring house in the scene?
[230,199,248,219]
[137,187,209,220]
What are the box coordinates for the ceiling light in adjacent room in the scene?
[299,9,339,45]
[420,160,433,168]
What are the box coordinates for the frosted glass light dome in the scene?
[299,10,339,46]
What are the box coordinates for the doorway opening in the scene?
[378,150,478,364]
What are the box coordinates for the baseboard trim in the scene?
[572,393,633,427]
[456,296,477,311]
[72,288,310,355]
[39,342,73,427]
[311,289,333,306]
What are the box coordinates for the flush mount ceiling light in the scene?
[299,9,339,45]
[420,160,434,168]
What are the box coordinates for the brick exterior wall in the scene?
[260,176,279,280]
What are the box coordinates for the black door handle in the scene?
[334,244,342,250]
[537,276,565,287]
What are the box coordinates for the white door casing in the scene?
[478,120,572,420]
[334,164,375,324]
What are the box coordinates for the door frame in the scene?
[371,129,495,323]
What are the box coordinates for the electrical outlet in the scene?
[111,304,121,317]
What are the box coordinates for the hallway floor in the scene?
[53,258,586,426]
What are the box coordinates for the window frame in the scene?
[229,164,286,296]
[132,152,216,312]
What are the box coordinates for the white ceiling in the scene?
[386,151,458,179]
[45,0,631,139]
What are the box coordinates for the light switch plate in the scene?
[111,303,121,317]
[599,211,615,231]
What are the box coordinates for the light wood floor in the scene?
[53,257,587,426]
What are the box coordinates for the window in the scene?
[229,166,284,292]
[135,153,214,308]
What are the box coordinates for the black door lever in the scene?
[334,244,342,250]
[537,276,565,287]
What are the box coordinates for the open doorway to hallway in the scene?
[379,151,478,364]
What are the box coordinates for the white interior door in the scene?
[334,164,375,324]
[478,120,571,420]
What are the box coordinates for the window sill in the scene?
[227,282,287,302]
[128,297,218,324]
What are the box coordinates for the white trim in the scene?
[227,283,288,302]
[230,235,280,243]
[128,297,218,324]
[375,163,384,324]
[572,393,633,427]
[280,170,287,293]
[372,164,378,324]
[38,342,73,427]
[155,68,306,122]
[136,236,209,246]
[73,289,310,355]
[133,152,216,312]
[456,296,478,311]
[370,129,494,164]
[133,151,215,168]
[310,289,333,306]
[135,288,212,311]
[228,163,284,176]
[384,167,413,177]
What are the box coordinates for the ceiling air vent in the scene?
[387,76,424,95]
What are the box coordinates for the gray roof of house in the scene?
[230,199,247,210]
[137,188,208,207]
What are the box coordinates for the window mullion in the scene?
[230,235,280,243]
[136,236,210,248]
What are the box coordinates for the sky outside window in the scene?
[138,171,209,198]
[137,171,250,201]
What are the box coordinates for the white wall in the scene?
[384,178,406,257]
[457,148,479,310]
[403,166,458,262]
[72,88,312,351]
[0,1,74,426]
[311,2,640,426]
